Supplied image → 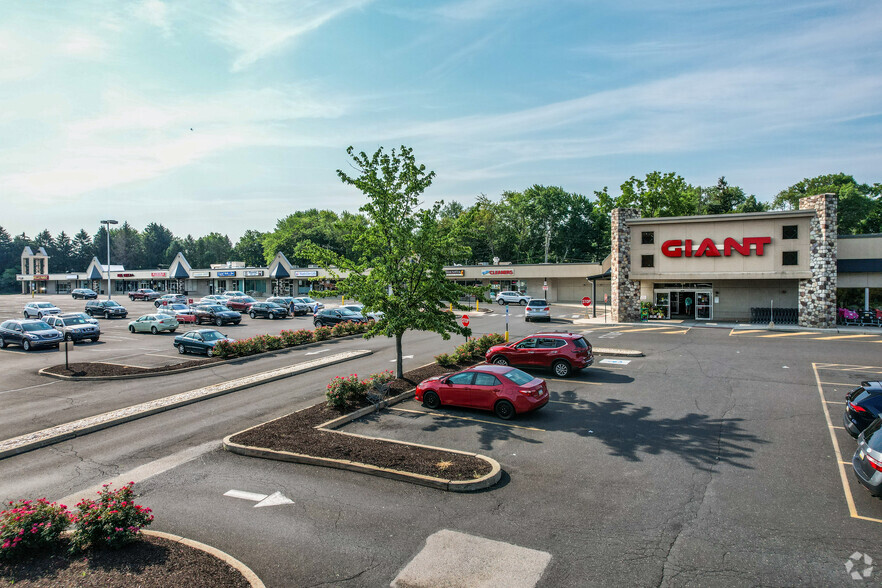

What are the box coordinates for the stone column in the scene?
[798,193,837,328]
[611,208,641,323]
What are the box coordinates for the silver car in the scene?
[23,301,62,319]
[43,313,101,343]
[524,299,551,322]
[854,418,882,496]
[496,291,530,306]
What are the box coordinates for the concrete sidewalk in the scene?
[572,314,882,335]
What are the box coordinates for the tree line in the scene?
[1,171,878,293]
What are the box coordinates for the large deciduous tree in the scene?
[232,230,268,267]
[773,173,879,234]
[300,145,485,378]
[596,172,700,218]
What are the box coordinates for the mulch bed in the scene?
[230,360,494,482]
[0,535,250,587]
[43,359,220,377]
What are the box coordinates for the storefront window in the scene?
[55,282,72,294]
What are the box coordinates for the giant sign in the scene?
[661,237,771,258]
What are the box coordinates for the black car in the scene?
[174,329,233,357]
[266,297,309,316]
[43,313,100,343]
[85,300,128,319]
[313,308,367,327]
[844,381,882,438]
[0,319,63,351]
[71,288,98,300]
[249,302,288,320]
[190,304,242,327]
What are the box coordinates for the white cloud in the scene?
[134,0,173,36]
[60,31,109,59]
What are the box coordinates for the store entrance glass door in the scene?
[695,291,713,320]
[654,292,670,319]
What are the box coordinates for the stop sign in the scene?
[461,314,470,327]
[581,296,592,307]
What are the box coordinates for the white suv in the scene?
[496,291,531,306]
[23,302,62,319]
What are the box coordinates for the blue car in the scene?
[174,329,234,357]
[0,319,63,351]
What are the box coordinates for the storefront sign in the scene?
[661,237,771,258]
[481,269,514,275]
[116,273,135,277]
[217,271,236,277]
[65,274,78,280]
[151,272,167,277]
[192,271,210,277]
[445,269,465,276]
[34,275,49,281]
[294,270,318,277]
[16,275,27,281]
[244,270,264,277]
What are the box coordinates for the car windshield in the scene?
[501,368,535,386]
[204,305,226,312]
[64,317,86,325]
[104,301,120,307]
[168,304,187,310]
[865,418,882,451]
[37,303,55,308]
[266,303,283,309]
[528,300,547,306]
[301,297,316,303]
[23,322,52,332]
[202,331,225,341]
[74,313,92,320]
[343,306,363,312]
[339,309,360,316]
[242,296,256,303]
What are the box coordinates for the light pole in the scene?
[100,219,118,299]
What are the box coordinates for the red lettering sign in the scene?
[661,237,771,258]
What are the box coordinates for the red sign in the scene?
[116,273,135,277]
[461,314,470,327]
[34,274,49,281]
[661,236,771,258]
[582,296,592,307]
[151,272,167,277]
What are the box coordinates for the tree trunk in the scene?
[395,333,404,379]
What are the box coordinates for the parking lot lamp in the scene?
[100,219,118,299]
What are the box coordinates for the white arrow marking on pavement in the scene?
[390,355,415,363]
[305,348,332,355]
[224,489,293,508]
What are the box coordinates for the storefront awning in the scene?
[586,268,611,280]
[171,264,190,279]
[87,266,103,280]
[270,265,290,279]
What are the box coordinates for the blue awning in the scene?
[88,266,103,280]
[171,264,190,279]
[270,264,290,278]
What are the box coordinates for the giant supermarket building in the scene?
[16,193,882,327]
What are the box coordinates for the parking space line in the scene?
[550,400,579,405]
[617,327,670,333]
[758,332,815,338]
[831,426,846,430]
[145,353,191,360]
[96,361,151,368]
[813,334,877,341]
[821,382,862,387]
[388,407,545,431]
[0,381,58,396]
[729,329,766,335]
[825,400,847,405]
[659,330,690,334]
[545,378,603,386]
[818,366,882,374]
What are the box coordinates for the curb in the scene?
[223,373,503,492]
[38,332,369,381]
[142,530,265,588]
[593,348,644,357]
[0,350,373,460]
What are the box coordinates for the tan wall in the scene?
[629,214,813,280]
[840,273,882,288]
[840,235,882,259]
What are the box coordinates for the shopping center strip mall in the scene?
[16,194,882,327]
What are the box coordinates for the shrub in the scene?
[292,329,315,345]
[331,322,348,338]
[314,326,332,341]
[280,329,298,347]
[70,482,153,552]
[213,339,234,359]
[474,333,505,356]
[326,374,363,410]
[435,353,457,368]
[365,370,395,387]
[264,334,284,351]
[0,498,70,560]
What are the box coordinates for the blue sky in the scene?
[1,0,880,242]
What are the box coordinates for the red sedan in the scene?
[415,365,548,420]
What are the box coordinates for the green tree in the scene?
[771,173,877,234]
[72,229,93,270]
[300,146,484,378]
[0,226,13,273]
[0,268,17,294]
[263,209,350,266]
[53,231,74,271]
[142,223,174,269]
[596,172,700,218]
[232,230,268,267]
[195,233,233,266]
[110,222,143,268]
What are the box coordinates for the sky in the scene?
[1,0,881,243]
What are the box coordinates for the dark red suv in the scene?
[485,332,594,378]
[225,296,256,312]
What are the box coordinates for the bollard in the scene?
[449,302,452,312]
[342,296,345,305]
[476,300,480,312]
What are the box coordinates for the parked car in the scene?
[128,314,179,334]
[225,296,257,313]
[266,296,309,316]
[249,302,288,319]
[174,329,233,357]
[154,294,188,308]
[293,297,324,314]
[496,291,531,306]
[485,332,594,378]
[415,364,549,420]
[341,304,384,321]
[128,288,161,301]
[524,299,551,322]
[189,304,242,327]
[853,417,882,495]
[313,308,367,327]
[71,288,98,300]
[23,302,61,319]
[70,311,99,325]
[220,291,246,299]
[154,303,192,317]
[0,319,63,351]
[43,313,100,343]
[85,300,128,319]
[843,381,882,438]
[200,295,230,306]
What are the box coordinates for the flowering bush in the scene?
[314,326,333,341]
[331,322,348,337]
[471,333,506,357]
[0,498,70,560]
[208,323,365,360]
[292,329,316,345]
[263,334,284,351]
[70,482,153,552]
[326,374,363,410]
[366,370,395,387]
[213,339,234,359]
[434,353,457,368]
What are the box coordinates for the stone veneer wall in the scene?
[611,208,642,322]
[798,193,837,328]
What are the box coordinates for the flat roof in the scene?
[626,209,816,225]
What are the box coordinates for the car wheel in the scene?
[215,318,223,327]
[22,340,31,352]
[314,320,322,327]
[552,360,572,378]
[105,311,111,320]
[0,336,5,348]
[151,326,158,335]
[207,348,214,358]
[23,311,28,318]
[423,391,441,409]
[494,400,515,420]
[91,337,99,343]
[250,311,256,319]
[491,355,510,366]
[519,299,528,306]
[497,299,505,306]
[37,312,43,319]
[177,344,186,355]
[269,313,276,320]
[65,333,73,341]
